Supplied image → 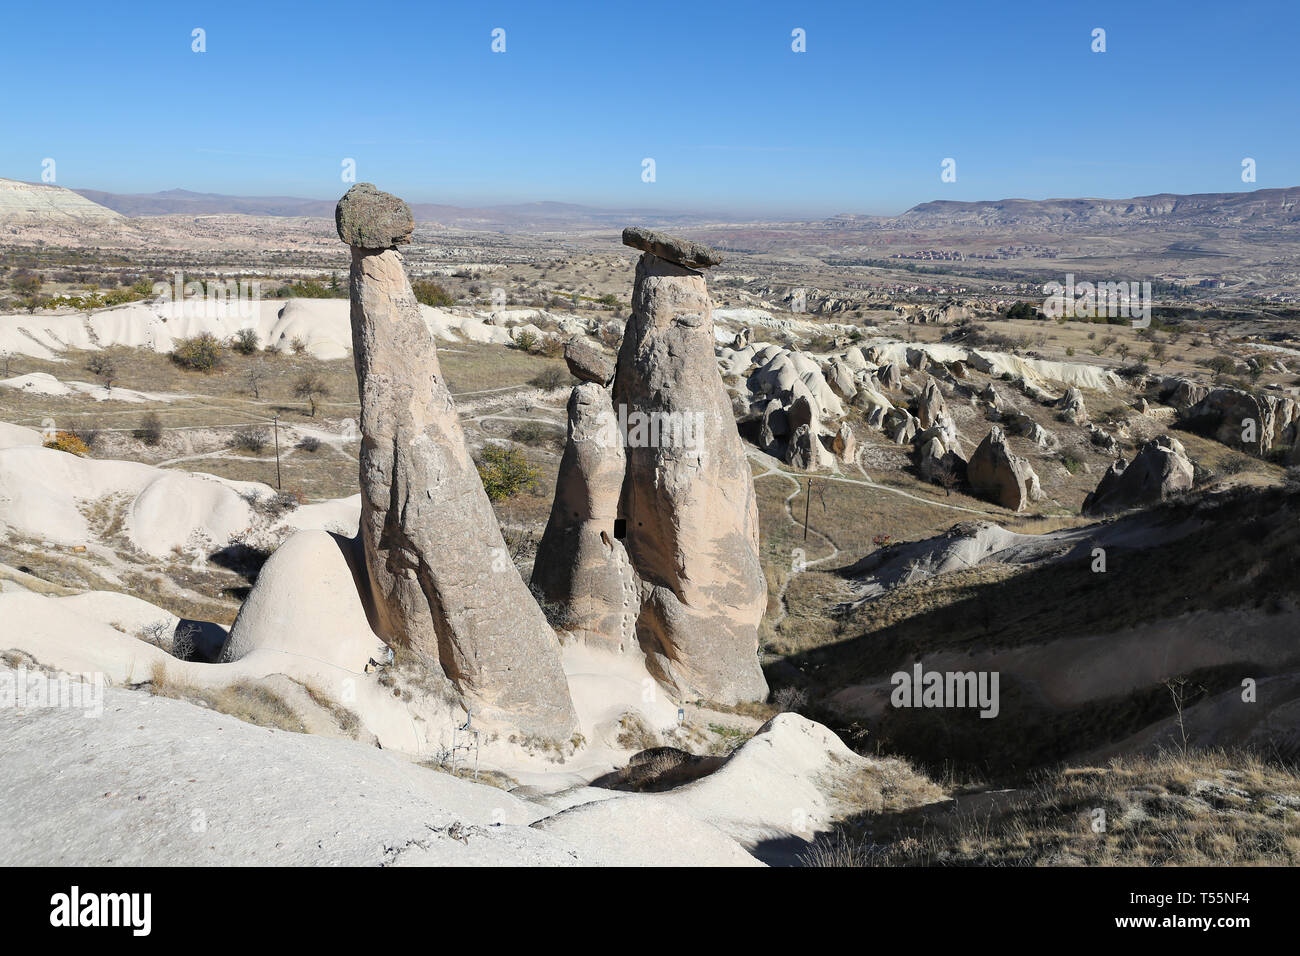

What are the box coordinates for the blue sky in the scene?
[1,0,1296,216]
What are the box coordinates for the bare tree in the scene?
[293,373,328,417]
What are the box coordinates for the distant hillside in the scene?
[0,178,122,226]
[896,187,1300,230]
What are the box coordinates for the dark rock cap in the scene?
[564,337,615,385]
[336,183,414,249]
[622,226,722,270]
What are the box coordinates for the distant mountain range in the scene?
[72,185,1300,231]
[3,176,1299,250]
[67,186,721,231]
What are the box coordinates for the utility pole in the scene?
[272,415,282,490]
[803,477,812,541]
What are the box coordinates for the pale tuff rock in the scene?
[342,186,576,738]
[888,408,918,445]
[825,359,858,400]
[532,383,639,650]
[967,425,1044,512]
[830,422,856,463]
[1082,435,1194,516]
[1162,377,1210,411]
[978,382,1003,411]
[1057,387,1088,425]
[1182,386,1300,457]
[1003,410,1057,449]
[621,226,723,270]
[916,379,948,428]
[220,530,388,674]
[563,337,614,385]
[615,251,767,704]
[759,398,789,455]
[1086,423,1121,456]
[786,424,826,471]
[877,362,904,389]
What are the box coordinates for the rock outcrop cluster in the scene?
[534,229,767,704]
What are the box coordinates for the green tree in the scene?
[476,445,540,501]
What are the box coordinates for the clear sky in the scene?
[2,0,1296,217]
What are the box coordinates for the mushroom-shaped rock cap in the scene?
[622,226,722,270]
[336,183,414,248]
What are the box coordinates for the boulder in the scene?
[621,226,722,270]
[532,383,639,650]
[564,337,615,385]
[342,186,576,737]
[614,251,767,704]
[967,425,1044,512]
[335,182,413,249]
[1081,435,1194,516]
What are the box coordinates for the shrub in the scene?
[171,333,224,371]
[296,435,321,453]
[535,334,564,358]
[511,329,539,352]
[290,336,308,354]
[229,428,269,453]
[70,421,101,448]
[44,431,90,456]
[277,278,335,298]
[231,327,259,355]
[476,444,540,501]
[134,412,163,446]
[411,280,455,307]
[1220,454,1251,476]
[1060,453,1083,475]
[528,366,571,390]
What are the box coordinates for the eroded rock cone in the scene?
[340,184,576,738]
[967,425,1043,512]
[1082,435,1193,516]
[532,383,639,650]
[614,249,767,704]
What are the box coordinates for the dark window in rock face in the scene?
[614,518,627,540]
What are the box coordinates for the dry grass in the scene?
[803,749,1300,866]
[146,660,308,734]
